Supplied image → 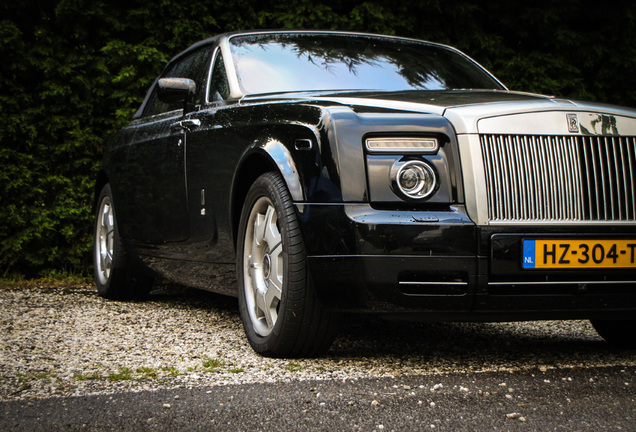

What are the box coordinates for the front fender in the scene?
[230,136,309,247]
[261,139,304,202]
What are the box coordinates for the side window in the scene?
[143,47,213,117]
[181,48,213,105]
[209,51,230,101]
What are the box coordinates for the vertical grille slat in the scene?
[595,137,606,218]
[628,137,636,218]
[480,134,636,222]
[582,141,595,219]
[617,137,629,219]
[537,137,551,219]
[526,136,541,219]
[547,137,560,219]
[559,137,574,218]
[513,136,529,220]
[604,138,612,218]
[570,137,584,220]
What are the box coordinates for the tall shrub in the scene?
[0,0,634,277]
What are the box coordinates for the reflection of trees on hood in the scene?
[231,33,500,90]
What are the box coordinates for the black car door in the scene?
[182,48,235,262]
[121,47,213,245]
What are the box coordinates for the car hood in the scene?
[251,89,636,135]
[320,89,549,111]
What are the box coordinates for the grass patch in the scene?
[74,371,101,381]
[76,366,182,381]
[202,358,225,372]
[162,367,181,377]
[15,381,31,393]
[9,372,61,395]
[136,367,158,378]
[15,373,32,392]
[107,367,133,381]
[229,367,244,374]
[285,361,302,372]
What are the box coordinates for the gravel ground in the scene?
[1,283,635,401]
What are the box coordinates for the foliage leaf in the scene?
[0,0,634,276]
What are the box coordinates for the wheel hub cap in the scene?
[262,253,271,280]
[95,196,115,285]
[243,197,284,337]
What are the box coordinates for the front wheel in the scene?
[94,183,152,299]
[237,172,336,358]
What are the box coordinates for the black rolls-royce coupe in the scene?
[94,31,636,357]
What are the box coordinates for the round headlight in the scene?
[395,160,437,199]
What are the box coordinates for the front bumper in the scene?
[298,204,636,320]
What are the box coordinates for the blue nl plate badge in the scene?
[522,240,536,269]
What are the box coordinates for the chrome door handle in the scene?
[171,119,201,132]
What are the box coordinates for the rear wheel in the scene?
[237,172,336,358]
[94,184,152,299]
[590,319,636,348]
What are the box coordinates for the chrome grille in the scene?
[480,134,636,222]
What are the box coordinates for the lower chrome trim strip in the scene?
[400,281,468,286]
[489,280,636,286]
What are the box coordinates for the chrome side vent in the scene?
[480,135,636,222]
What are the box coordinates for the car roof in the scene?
[168,30,455,64]
[132,30,490,119]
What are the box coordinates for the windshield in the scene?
[229,33,504,95]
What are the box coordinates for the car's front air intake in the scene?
[480,134,636,222]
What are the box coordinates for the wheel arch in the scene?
[230,139,305,248]
[93,170,109,212]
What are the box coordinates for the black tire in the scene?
[93,184,153,300]
[237,172,336,358]
[590,319,636,348]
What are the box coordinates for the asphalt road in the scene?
[2,284,636,431]
[2,365,635,431]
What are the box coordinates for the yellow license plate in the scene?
[522,239,636,269]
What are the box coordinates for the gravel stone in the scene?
[1,283,635,401]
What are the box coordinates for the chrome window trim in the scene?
[218,36,243,99]
[204,46,220,104]
[224,30,507,98]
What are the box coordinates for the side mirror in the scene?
[157,78,196,114]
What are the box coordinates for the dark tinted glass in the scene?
[229,33,504,95]
[209,51,230,101]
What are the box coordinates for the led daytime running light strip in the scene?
[365,137,439,153]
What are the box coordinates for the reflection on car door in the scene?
[181,50,237,262]
[121,46,214,246]
[125,111,189,243]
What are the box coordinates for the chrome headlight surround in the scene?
[390,159,438,200]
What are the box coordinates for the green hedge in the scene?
[1,0,635,277]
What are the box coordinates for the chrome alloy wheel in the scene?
[242,196,284,337]
[95,196,115,285]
